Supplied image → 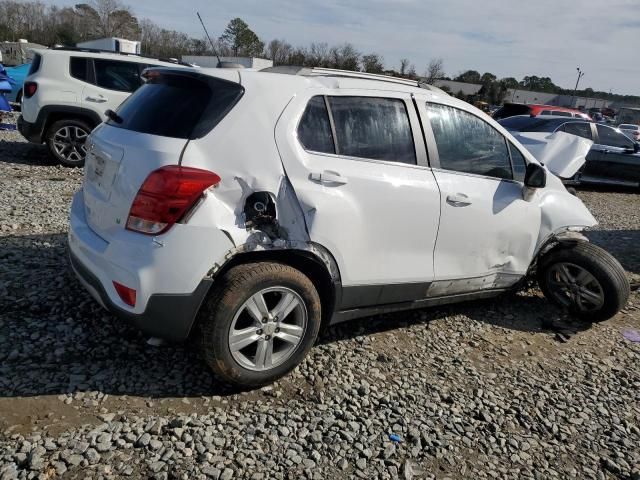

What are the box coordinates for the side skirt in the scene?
[330,288,511,325]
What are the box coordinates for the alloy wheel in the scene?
[52,126,88,163]
[228,287,307,371]
[546,262,605,312]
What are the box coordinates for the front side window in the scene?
[328,96,416,164]
[297,96,335,154]
[562,122,593,140]
[426,103,512,180]
[94,59,142,92]
[596,124,635,149]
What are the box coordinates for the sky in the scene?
[43,0,640,96]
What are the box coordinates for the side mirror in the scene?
[524,163,546,189]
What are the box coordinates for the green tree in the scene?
[219,17,264,57]
[454,70,481,84]
[361,53,384,73]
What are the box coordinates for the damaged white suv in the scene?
[68,67,629,387]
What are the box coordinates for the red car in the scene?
[493,103,592,121]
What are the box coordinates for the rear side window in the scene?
[562,122,593,140]
[426,103,512,180]
[596,124,635,149]
[109,72,244,140]
[298,96,335,154]
[328,96,416,164]
[70,57,90,82]
[94,59,142,92]
[28,54,41,75]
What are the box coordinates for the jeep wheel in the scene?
[538,242,629,322]
[46,119,91,167]
[199,262,321,388]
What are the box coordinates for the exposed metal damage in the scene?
[205,175,341,282]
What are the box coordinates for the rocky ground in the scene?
[0,113,639,479]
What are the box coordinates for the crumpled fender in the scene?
[534,174,597,252]
[513,131,593,179]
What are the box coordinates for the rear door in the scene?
[275,91,441,299]
[417,99,540,291]
[80,58,142,120]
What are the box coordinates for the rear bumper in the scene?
[17,114,44,143]
[69,250,212,341]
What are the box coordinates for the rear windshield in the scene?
[492,104,530,120]
[28,54,42,75]
[108,72,244,139]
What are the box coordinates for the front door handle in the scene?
[310,170,348,185]
[446,193,472,207]
[86,95,107,103]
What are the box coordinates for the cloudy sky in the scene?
[46,0,640,95]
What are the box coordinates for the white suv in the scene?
[17,47,186,166]
[68,67,630,387]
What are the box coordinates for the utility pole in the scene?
[572,67,585,108]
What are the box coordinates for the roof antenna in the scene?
[196,12,221,67]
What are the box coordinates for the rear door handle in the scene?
[446,193,472,207]
[310,171,348,185]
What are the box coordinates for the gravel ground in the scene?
[1,113,639,480]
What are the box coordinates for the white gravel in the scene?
[0,113,639,480]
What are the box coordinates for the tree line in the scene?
[2,0,638,105]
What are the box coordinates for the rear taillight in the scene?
[24,81,38,98]
[126,165,221,235]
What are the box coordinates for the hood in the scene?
[511,131,593,179]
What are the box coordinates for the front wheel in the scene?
[198,262,322,388]
[538,242,629,322]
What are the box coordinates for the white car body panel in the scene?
[68,68,600,321]
[512,131,593,179]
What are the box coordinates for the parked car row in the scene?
[498,115,640,188]
[11,50,632,387]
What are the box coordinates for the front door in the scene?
[588,124,640,184]
[275,91,441,306]
[417,99,541,294]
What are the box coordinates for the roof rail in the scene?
[260,65,444,92]
[50,47,193,67]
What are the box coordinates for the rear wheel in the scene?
[538,242,629,322]
[45,119,92,167]
[199,262,322,388]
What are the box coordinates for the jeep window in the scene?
[297,96,335,154]
[109,72,244,140]
[596,124,635,149]
[426,103,512,180]
[561,122,593,140]
[508,141,527,182]
[28,54,41,75]
[94,59,142,92]
[327,96,416,164]
[70,57,90,82]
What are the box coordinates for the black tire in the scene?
[198,262,322,388]
[537,242,629,322]
[45,118,92,167]
[566,187,578,196]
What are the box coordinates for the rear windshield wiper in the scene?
[105,109,123,124]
